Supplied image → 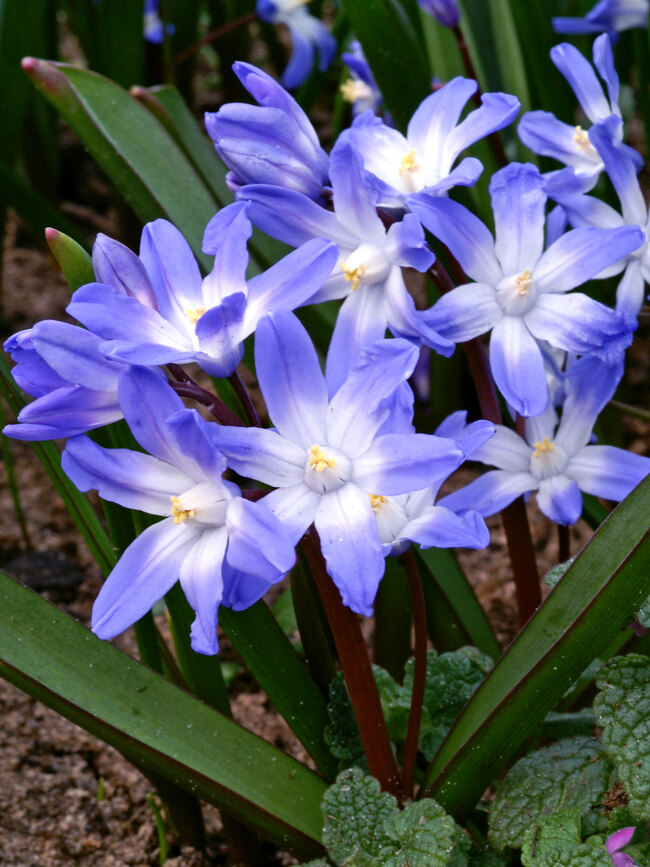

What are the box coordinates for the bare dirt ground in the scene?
[0,210,648,865]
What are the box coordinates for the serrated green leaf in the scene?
[488,738,614,850]
[380,800,461,867]
[521,810,583,865]
[594,654,650,819]
[23,60,217,270]
[519,807,615,867]
[0,571,326,857]
[405,648,492,762]
[324,666,410,769]
[544,559,576,589]
[322,768,396,866]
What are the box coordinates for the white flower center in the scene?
[340,243,391,290]
[369,493,410,544]
[397,148,422,194]
[304,444,350,493]
[573,125,598,158]
[495,269,538,316]
[340,79,374,104]
[529,437,569,480]
[169,482,228,526]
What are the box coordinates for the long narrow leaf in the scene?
[220,602,338,780]
[0,355,115,575]
[421,476,650,820]
[0,571,326,857]
[22,59,217,268]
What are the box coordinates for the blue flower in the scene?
[238,138,453,393]
[372,412,494,556]
[205,62,329,198]
[407,162,643,416]
[143,0,174,44]
[345,78,520,209]
[67,203,337,378]
[208,311,468,615]
[417,0,460,28]
[256,0,336,89]
[62,367,295,655]
[440,365,650,525]
[547,116,650,319]
[3,321,126,441]
[340,41,385,119]
[518,34,643,191]
[553,0,648,39]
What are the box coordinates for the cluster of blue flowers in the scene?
[4,24,649,655]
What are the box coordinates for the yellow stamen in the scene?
[516,269,534,296]
[309,445,336,472]
[186,305,207,325]
[341,261,365,291]
[369,494,388,512]
[573,125,591,151]
[399,148,419,174]
[170,495,195,524]
[532,436,555,458]
[340,80,360,103]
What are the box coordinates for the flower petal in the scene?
[489,316,549,417]
[315,484,385,616]
[439,469,536,517]
[490,162,546,275]
[536,475,583,525]
[567,445,650,501]
[92,519,197,639]
[179,527,227,655]
[353,433,463,495]
[225,497,295,578]
[62,435,189,514]
[423,282,502,342]
[255,311,329,448]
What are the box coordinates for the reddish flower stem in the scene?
[302,528,403,800]
[229,370,261,427]
[167,364,244,427]
[172,11,257,67]
[427,257,541,626]
[451,25,509,168]
[400,550,428,797]
[558,524,570,563]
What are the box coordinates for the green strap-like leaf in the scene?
[421,476,650,820]
[220,602,339,780]
[0,355,115,575]
[0,570,326,858]
[416,549,501,660]
[23,59,217,269]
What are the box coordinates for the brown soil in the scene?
[0,211,648,865]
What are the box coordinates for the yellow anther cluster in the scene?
[309,445,336,472]
[399,148,419,174]
[516,269,534,296]
[341,261,365,291]
[340,80,361,103]
[573,125,591,150]
[186,305,207,325]
[369,494,388,511]
[170,495,195,524]
[532,436,555,458]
